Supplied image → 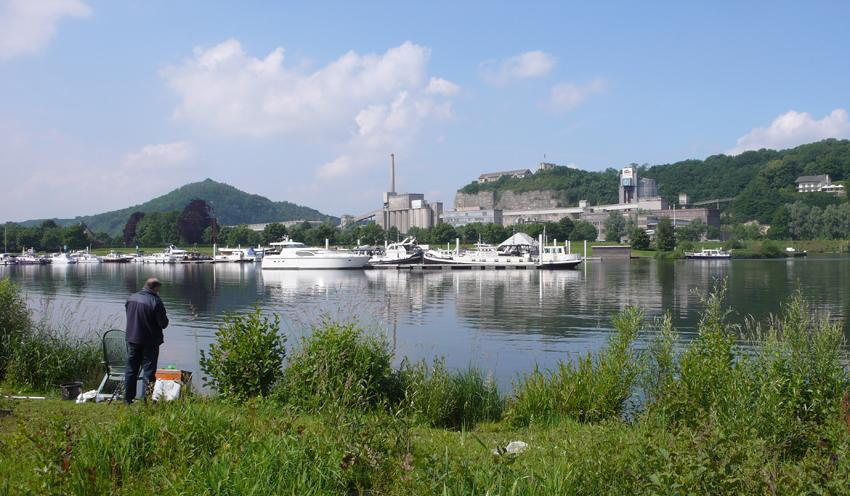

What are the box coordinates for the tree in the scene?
[569,221,598,241]
[387,226,400,242]
[558,216,575,239]
[768,205,790,240]
[676,219,706,242]
[430,223,458,245]
[61,224,89,250]
[655,217,676,251]
[123,212,145,246]
[262,223,288,244]
[630,228,650,250]
[177,199,214,244]
[40,228,62,251]
[358,223,385,245]
[604,211,626,242]
[224,225,261,246]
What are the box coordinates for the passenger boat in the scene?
[684,248,731,259]
[51,253,77,264]
[261,237,370,270]
[368,237,423,266]
[537,244,583,269]
[422,233,583,269]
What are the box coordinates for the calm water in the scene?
[3,256,849,390]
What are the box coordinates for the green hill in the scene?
[459,139,850,222]
[21,179,336,236]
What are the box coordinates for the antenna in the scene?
[390,153,396,194]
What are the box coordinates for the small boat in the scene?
[261,237,370,270]
[368,237,423,266]
[684,248,731,259]
[16,249,50,265]
[51,253,77,264]
[537,244,583,269]
[214,246,256,263]
[101,252,134,263]
[70,249,101,263]
[0,253,17,265]
[785,247,808,258]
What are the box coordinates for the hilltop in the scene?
[19,179,336,236]
[459,139,850,222]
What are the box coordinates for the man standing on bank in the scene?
[124,277,169,404]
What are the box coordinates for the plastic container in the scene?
[60,382,83,401]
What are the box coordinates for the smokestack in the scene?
[390,153,396,194]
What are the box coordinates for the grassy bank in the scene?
[2,279,850,494]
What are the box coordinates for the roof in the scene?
[795,175,829,183]
[479,169,532,179]
[498,232,538,248]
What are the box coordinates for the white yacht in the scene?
[0,253,17,265]
[51,253,77,264]
[261,237,370,270]
[16,249,49,265]
[368,237,423,266]
[423,233,583,269]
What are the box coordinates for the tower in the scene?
[619,166,638,204]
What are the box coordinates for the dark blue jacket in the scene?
[125,288,169,345]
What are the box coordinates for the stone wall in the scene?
[454,190,565,210]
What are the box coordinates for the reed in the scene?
[398,358,502,429]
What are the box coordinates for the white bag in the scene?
[152,380,181,402]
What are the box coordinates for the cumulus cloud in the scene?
[426,77,460,96]
[728,109,850,155]
[164,39,458,180]
[122,141,196,168]
[548,78,607,111]
[0,0,91,60]
[480,50,555,84]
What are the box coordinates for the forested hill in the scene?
[20,179,336,236]
[459,139,850,222]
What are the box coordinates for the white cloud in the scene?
[164,39,458,180]
[728,109,850,155]
[548,78,607,111]
[122,141,196,168]
[480,50,555,84]
[426,77,460,96]
[0,0,91,60]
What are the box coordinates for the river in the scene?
[2,255,849,390]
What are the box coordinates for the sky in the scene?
[1,0,849,222]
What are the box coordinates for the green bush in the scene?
[0,278,31,379]
[398,358,502,429]
[199,307,286,402]
[274,319,399,411]
[506,307,643,426]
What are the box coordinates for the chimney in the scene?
[390,153,396,194]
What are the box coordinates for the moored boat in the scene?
[261,237,370,270]
[51,253,77,264]
[214,246,256,263]
[102,251,134,263]
[684,248,731,259]
[368,237,423,266]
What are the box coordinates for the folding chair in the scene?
[96,329,128,403]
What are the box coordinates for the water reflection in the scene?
[1,256,848,389]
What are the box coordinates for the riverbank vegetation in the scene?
[2,277,850,494]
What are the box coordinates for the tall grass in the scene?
[398,358,502,429]
[505,306,643,426]
[0,278,102,392]
[273,319,401,412]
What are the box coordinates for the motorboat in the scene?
[537,244,583,269]
[424,242,537,266]
[368,237,423,266]
[785,247,808,257]
[101,251,134,263]
[70,249,101,263]
[51,253,77,264]
[214,246,257,263]
[16,249,49,265]
[0,253,16,265]
[261,237,370,270]
[684,248,731,259]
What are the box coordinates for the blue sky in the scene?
[2,0,849,222]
